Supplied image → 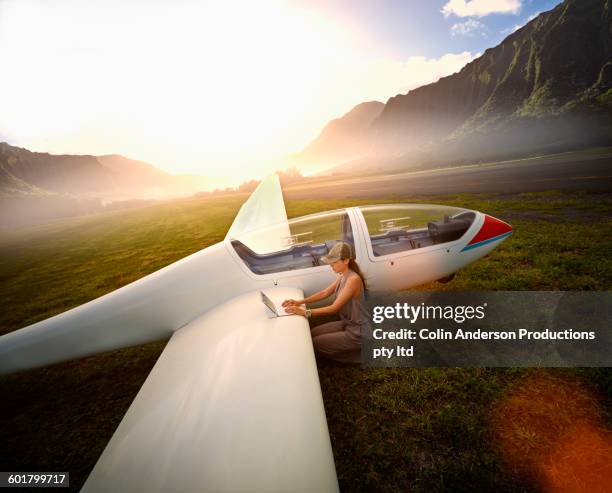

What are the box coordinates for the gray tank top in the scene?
[334,270,370,340]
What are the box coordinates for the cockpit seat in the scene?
[231,240,318,274]
[428,217,471,244]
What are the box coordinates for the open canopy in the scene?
[225,174,290,253]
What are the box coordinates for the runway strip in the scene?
[284,151,612,199]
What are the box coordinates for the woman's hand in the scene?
[284,305,306,316]
[282,299,301,307]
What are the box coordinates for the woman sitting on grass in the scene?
[283,242,368,364]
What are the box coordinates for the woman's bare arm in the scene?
[282,277,340,307]
[309,275,360,316]
[285,275,360,316]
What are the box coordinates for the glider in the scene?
[0,175,512,492]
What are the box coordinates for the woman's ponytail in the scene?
[348,258,367,291]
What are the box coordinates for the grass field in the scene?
[1,190,611,492]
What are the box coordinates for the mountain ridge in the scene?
[288,101,384,173]
[0,142,208,199]
[298,0,612,175]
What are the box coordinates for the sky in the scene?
[0,0,562,187]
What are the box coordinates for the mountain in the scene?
[96,154,170,191]
[304,0,612,175]
[0,143,114,196]
[0,143,209,228]
[0,162,48,196]
[287,101,384,173]
[0,143,209,199]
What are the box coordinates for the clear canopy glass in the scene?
[230,209,354,274]
[358,205,474,256]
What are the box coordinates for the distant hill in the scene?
[0,143,209,199]
[0,143,209,228]
[97,154,170,191]
[0,143,114,196]
[0,160,49,197]
[301,0,612,176]
[287,101,384,173]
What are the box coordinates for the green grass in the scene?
[0,190,611,492]
[0,195,247,335]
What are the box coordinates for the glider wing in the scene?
[81,287,339,493]
[0,174,290,375]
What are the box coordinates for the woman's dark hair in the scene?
[348,258,367,291]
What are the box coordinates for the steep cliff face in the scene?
[0,143,114,195]
[371,0,612,161]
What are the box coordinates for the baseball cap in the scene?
[321,242,353,264]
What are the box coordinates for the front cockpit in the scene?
[358,205,475,258]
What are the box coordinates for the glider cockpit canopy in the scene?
[224,175,476,274]
[230,204,476,275]
[230,209,353,275]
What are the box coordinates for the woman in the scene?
[283,242,368,364]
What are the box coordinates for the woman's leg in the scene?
[311,320,345,338]
[312,329,361,364]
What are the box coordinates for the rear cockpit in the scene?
[231,209,354,275]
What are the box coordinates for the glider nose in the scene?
[484,214,513,236]
[462,214,513,251]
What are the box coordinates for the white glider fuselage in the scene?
[0,204,511,375]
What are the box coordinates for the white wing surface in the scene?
[225,174,291,253]
[0,242,249,375]
[82,287,339,493]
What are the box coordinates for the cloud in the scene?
[385,52,481,93]
[442,0,522,18]
[501,11,540,34]
[451,19,488,37]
